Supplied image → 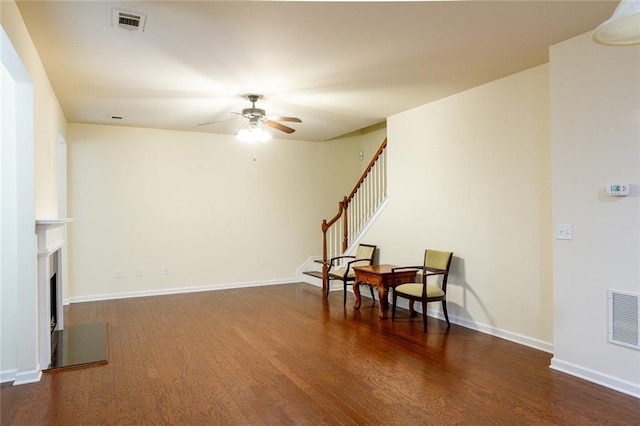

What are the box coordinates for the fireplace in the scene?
[36,219,73,370]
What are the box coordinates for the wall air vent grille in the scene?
[608,290,640,351]
[112,9,146,32]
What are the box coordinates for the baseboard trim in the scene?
[68,277,299,304]
[12,368,42,385]
[436,310,554,354]
[384,301,553,353]
[67,277,565,356]
[550,357,640,399]
[318,288,552,353]
[0,369,17,384]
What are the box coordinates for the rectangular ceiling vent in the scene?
[608,289,640,351]
[113,9,146,32]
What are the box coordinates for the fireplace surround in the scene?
[35,218,73,371]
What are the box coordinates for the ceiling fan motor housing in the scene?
[242,107,266,119]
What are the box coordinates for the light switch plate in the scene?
[556,223,573,240]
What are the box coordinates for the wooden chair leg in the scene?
[343,281,348,305]
[442,300,450,326]
[422,300,428,332]
[369,285,375,303]
[391,290,397,321]
[409,300,418,317]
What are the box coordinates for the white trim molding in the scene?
[434,309,554,354]
[68,277,299,304]
[12,369,42,386]
[550,357,640,399]
[0,369,18,384]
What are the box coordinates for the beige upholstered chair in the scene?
[391,249,453,332]
[326,244,377,304]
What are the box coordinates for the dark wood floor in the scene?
[2,283,638,425]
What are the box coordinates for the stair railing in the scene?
[321,138,388,293]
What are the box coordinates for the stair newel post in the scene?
[341,196,349,252]
[321,219,329,296]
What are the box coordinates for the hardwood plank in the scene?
[2,283,638,425]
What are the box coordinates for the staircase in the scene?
[304,138,388,293]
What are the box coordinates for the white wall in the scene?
[364,64,553,350]
[1,55,20,382]
[549,33,640,398]
[1,23,38,384]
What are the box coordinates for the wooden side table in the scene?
[352,264,417,319]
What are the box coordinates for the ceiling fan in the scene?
[199,94,302,136]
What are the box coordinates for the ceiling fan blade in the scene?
[267,116,301,123]
[198,120,223,126]
[264,120,296,134]
[198,116,242,126]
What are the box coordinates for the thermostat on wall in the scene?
[606,184,629,196]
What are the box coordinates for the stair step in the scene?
[313,259,325,265]
[303,271,324,279]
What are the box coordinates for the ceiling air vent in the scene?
[113,9,146,32]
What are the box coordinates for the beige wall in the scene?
[550,33,640,396]
[66,124,373,300]
[319,123,387,211]
[365,65,553,349]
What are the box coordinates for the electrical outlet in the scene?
[115,270,123,279]
[162,266,169,275]
[136,267,144,277]
[260,260,267,269]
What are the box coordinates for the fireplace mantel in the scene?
[36,218,73,253]
[36,218,74,225]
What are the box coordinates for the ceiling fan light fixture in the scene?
[236,125,272,144]
[592,0,640,45]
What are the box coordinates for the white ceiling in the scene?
[16,1,616,142]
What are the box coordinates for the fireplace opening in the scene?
[50,272,57,334]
